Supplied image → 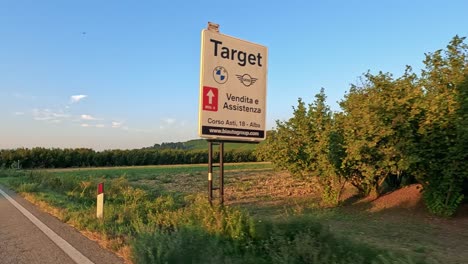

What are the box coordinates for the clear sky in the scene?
[1,0,467,150]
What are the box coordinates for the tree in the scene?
[415,36,468,216]
[257,89,347,205]
[339,69,422,197]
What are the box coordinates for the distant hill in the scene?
[146,139,259,151]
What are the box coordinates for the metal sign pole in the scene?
[219,142,224,205]
[208,141,213,205]
[207,140,225,206]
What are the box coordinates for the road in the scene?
[0,186,125,264]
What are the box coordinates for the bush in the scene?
[422,183,464,217]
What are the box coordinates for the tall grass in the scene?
[131,214,425,264]
[1,169,425,264]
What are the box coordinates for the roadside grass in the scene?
[43,162,271,182]
[222,169,466,264]
[0,166,449,264]
[183,139,258,151]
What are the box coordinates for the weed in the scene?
[0,165,439,264]
[160,175,173,183]
[17,182,39,192]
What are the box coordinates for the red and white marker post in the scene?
[96,183,104,219]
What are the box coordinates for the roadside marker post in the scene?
[96,183,104,219]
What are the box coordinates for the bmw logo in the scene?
[213,66,228,84]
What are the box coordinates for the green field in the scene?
[183,139,260,151]
[1,164,466,264]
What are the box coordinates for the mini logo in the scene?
[213,66,228,84]
[236,74,258,87]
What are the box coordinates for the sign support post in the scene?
[208,140,224,205]
[208,141,213,203]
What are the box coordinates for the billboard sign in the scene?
[198,28,268,142]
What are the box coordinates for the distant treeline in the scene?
[0,148,257,169]
[145,142,189,150]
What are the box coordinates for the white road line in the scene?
[0,187,95,264]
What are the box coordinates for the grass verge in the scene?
[0,167,429,263]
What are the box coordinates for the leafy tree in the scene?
[257,89,347,205]
[257,98,315,178]
[340,73,392,197]
[339,68,422,197]
[415,36,468,216]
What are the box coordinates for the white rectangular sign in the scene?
[198,29,268,142]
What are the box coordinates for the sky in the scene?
[1,0,467,150]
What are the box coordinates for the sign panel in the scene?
[198,29,268,142]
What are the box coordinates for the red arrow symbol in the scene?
[207,89,215,105]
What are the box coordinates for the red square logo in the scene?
[202,86,218,112]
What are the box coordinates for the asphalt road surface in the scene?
[0,185,125,264]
